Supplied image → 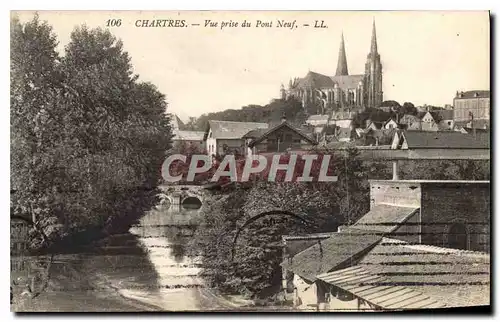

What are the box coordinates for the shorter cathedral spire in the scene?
[335,32,349,76]
[371,19,378,54]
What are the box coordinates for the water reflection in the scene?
[11,202,206,311]
[126,204,204,310]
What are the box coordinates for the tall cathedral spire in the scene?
[370,19,378,54]
[335,32,349,76]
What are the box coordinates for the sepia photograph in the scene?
[9,10,491,313]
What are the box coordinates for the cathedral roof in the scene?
[297,71,334,88]
[296,71,364,90]
[331,74,365,90]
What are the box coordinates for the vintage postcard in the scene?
[10,10,490,312]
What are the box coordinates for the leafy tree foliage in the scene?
[11,16,172,247]
[400,102,418,116]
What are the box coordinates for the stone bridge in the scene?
[158,184,204,208]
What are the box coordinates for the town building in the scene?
[172,130,205,151]
[284,20,383,112]
[281,178,490,311]
[203,120,269,157]
[246,119,317,155]
[399,114,422,131]
[453,90,490,128]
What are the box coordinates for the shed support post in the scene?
[392,161,399,180]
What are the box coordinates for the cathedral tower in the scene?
[336,32,349,76]
[364,20,383,108]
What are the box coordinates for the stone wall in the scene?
[420,182,490,252]
[369,180,422,208]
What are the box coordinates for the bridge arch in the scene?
[181,196,202,209]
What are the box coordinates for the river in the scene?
[11,204,236,312]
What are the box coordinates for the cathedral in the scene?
[280,20,383,114]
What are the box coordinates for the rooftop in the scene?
[173,130,205,141]
[317,237,490,309]
[350,205,419,234]
[401,131,490,149]
[281,232,382,281]
[204,120,268,140]
[455,90,490,99]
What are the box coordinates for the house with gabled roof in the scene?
[204,120,268,157]
[246,118,317,155]
[382,118,399,130]
[399,114,422,131]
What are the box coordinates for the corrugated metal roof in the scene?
[318,266,446,310]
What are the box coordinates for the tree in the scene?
[379,100,401,112]
[11,17,172,248]
[11,14,63,241]
[400,102,418,116]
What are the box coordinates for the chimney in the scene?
[281,113,287,123]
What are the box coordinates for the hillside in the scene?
[185,98,307,131]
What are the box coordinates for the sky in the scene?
[14,11,490,121]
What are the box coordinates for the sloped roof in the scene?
[358,238,490,308]
[295,72,364,90]
[366,120,384,129]
[455,90,490,99]
[350,205,420,233]
[242,128,268,139]
[332,111,355,120]
[400,114,421,123]
[317,265,446,310]
[248,121,317,147]
[281,232,382,281]
[297,71,334,88]
[167,113,185,131]
[435,109,454,120]
[317,237,490,309]
[205,120,268,140]
[331,74,364,90]
[172,130,205,141]
[307,114,330,122]
[402,131,490,149]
